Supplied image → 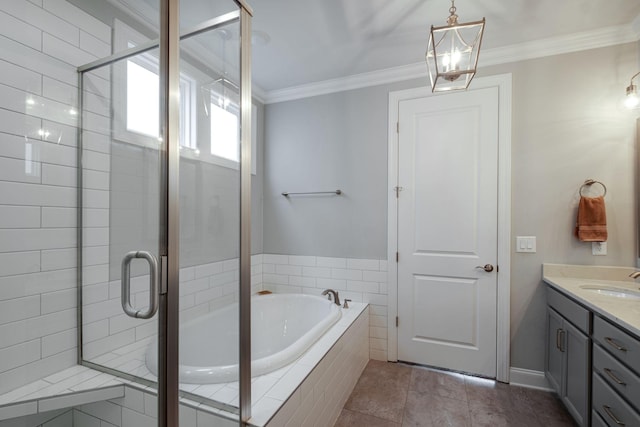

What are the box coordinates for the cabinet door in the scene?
[562,320,590,426]
[546,307,564,394]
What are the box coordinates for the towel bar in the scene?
[579,179,606,197]
[281,190,342,197]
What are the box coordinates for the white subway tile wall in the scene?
[0,0,111,395]
[261,254,389,361]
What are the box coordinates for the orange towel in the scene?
[575,196,607,242]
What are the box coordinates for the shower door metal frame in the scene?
[76,1,253,425]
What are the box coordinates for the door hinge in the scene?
[394,186,403,198]
[496,265,499,273]
[396,252,399,263]
[396,316,399,327]
[396,122,399,133]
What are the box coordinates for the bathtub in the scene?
[145,293,342,384]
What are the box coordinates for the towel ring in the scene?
[579,179,607,197]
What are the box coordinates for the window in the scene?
[208,89,257,174]
[210,102,239,161]
[114,20,257,174]
[114,20,197,150]
[126,61,159,138]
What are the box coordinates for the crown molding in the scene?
[263,64,428,104]
[632,13,640,40]
[264,19,640,104]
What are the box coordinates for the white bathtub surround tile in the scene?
[288,275,316,288]
[362,270,388,283]
[346,258,380,271]
[331,268,363,281]
[346,280,379,294]
[254,306,370,427]
[302,266,331,278]
[191,384,224,400]
[316,257,346,269]
[261,254,389,361]
[262,263,275,274]
[210,386,239,407]
[275,264,302,276]
[263,273,289,285]
[287,255,316,266]
[1,300,368,427]
[262,254,289,265]
[315,277,347,291]
[251,376,280,402]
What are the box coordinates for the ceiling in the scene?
[98,0,640,98]
[249,0,640,93]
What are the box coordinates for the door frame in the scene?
[386,74,512,382]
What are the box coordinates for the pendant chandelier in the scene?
[624,72,640,109]
[425,0,485,92]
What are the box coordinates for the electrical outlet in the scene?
[592,242,607,256]
[516,236,536,253]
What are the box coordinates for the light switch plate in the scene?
[516,236,536,253]
[592,242,607,256]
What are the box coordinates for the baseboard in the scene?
[509,367,553,391]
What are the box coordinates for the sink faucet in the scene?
[321,289,341,306]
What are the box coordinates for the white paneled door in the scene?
[397,86,499,378]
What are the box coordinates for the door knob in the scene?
[475,264,494,272]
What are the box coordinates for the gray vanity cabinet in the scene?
[592,316,640,426]
[545,287,591,426]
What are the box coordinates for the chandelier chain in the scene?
[447,0,459,25]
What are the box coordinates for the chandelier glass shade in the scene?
[426,1,485,92]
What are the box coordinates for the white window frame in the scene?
[113,20,197,150]
[113,20,257,175]
[204,87,257,175]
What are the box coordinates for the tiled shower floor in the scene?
[335,360,577,427]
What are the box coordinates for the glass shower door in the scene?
[77,0,252,424]
[79,43,166,411]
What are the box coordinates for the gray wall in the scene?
[109,100,264,279]
[264,88,393,258]
[483,43,638,370]
[263,42,639,371]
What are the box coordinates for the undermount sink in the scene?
[579,284,640,300]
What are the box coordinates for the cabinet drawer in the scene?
[547,287,590,333]
[593,373,640,427]
[593,344,640,408]
[591,410,608,427]
[593,316,640,375]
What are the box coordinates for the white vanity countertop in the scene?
[542,264,640,337]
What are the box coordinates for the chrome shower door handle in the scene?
[121,251,159,319]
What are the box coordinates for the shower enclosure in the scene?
[76,0,252,424]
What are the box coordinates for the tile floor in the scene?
[334,360,577,427]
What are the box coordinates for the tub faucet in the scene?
[629,271,640,279]
[321,289,341,306]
